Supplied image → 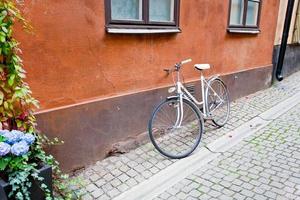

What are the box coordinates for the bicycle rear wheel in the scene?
[148,98,204,159]
[205,78,230,127]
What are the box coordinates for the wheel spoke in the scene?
[206,79,230,127]
[149,99,203,159]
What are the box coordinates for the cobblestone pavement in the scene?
[76,71,300,200]
[155,102,300,200]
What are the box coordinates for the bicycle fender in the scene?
[207,75,220,82]
[166,96,190,101]
[166,96,179,100]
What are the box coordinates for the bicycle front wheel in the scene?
[205,78,230,127]
[148,98,204,159]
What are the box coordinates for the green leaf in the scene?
[9,157,26,170]
[0,34,5,43]
[1,26,8,33]
[28,126,34,133]
[3,101,8,110]
[8,74,15,86]
[16,120,22,128]
[0,157,11,170]
[0,90,3,105]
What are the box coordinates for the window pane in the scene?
[149,0,174,22]
[230,0,244,25]
[111,0,142,21]
[246,1,259,26]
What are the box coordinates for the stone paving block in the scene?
[270,181,284,189]
[240,189,255,198]
[89,174,100,182]
[126,169,138,177]
[119,164,130,172]
[141,170,153,179]
[81,193,93,200]
[211,184,223,191]
[198,185,210,193]
[98,194,110,200]
[101,183,113,191]
[159,191,171,199]
[125,178,138,187]
[167,187,179,196]
[177,192,187,200]
[91,189,104,198]
[218,194,232,200]
[186,196,198,200]
[110,178,122,187]
[106,188,120,198]
[233,193,246,200]
[117,183,130,193]
[95,179,106,188]
[111,168,123,177]
[253,194,268,200]
[271,187,286,196]
[118,173,130,183]
[249,179,261,187]
[209,190,222,198]
[222,188,235,197]
[86,183,97,192]
[181,185,194,194]
[103,173,114,182]
[264,191,277,199]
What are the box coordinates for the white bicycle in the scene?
[148,59,230,159]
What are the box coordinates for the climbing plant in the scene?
[0,0,37,132]
[0,0,75,199]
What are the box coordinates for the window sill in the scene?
[227,28,260,34]
[106,27,181,34]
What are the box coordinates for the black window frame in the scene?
[227,0,262,34]
[105,0,180,31]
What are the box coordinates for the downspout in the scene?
[276,0,295,81]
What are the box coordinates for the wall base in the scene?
[36,65,272,172]
[273,44,300,79]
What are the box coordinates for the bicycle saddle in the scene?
[194,64,210,70]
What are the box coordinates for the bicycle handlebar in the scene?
[163,58,192,74]
[181,58,192,65]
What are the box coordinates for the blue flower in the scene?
[11,130,25,141]
[21,134,35,145]
[0,130,10,136]
[11,141,29,156]
[3,132,19,145]
[0,142,10,156]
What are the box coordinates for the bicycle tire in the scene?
[148,98,204,159]
[205,78,230,127]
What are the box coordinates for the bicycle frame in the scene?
[171,69,224,127]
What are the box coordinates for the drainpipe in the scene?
[276,0,295,81]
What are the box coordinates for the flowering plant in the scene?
[0,1,76,199]
[0,130,35,170]
[0,130,53,200]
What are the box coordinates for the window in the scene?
[228,0,262,34]
[105,0,180,34]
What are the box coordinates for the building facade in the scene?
[17,0,280,171]
[273,0,300,77]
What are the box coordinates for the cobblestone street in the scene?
[156,103,300,200]
[76,71,300,200]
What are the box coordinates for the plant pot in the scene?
[0,165,53,200]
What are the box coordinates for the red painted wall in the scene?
[16,0,279,111]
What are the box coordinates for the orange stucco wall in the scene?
[16,0,279,111]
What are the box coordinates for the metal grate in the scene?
[185,84,195,96]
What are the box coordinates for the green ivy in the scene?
[0,1,77,199]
